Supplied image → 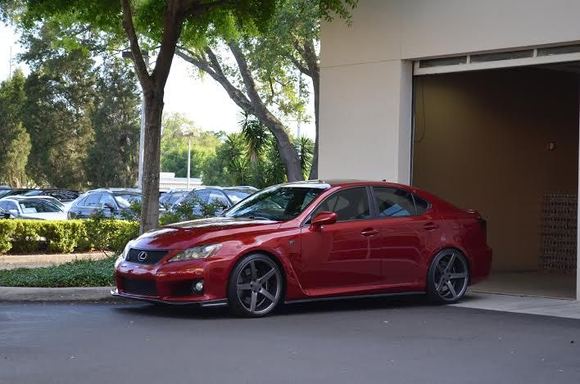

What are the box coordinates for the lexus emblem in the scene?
[137,251,148,262]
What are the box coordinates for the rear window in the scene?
[413,195,430,215]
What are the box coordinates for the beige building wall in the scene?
[320,0,580,181]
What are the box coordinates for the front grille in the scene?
[121,278,157,296]
[126,248,168,265]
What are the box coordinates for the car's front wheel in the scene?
[227,254,283,317]
[427,249,470,303]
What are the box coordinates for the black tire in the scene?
[427,249,469,304]
[227,254,283,317]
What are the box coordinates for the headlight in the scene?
[120,240,134,260]
[169,244,222,262]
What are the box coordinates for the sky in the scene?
[0,23,314,138]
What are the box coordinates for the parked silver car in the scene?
[0,196,68,220]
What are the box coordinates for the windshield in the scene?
[225,185,327,221]
[18,199,62,213]
[24,190,43,196]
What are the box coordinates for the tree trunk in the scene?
[256,110,303,181]
[140,89,163,232]
[227,42,304,182]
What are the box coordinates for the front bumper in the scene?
[111,288,227,307]
[114,256,231,305]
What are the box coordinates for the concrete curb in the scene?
[0,286,130,303]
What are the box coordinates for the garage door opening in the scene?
[412,66,578,299]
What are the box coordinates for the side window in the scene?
[99,193,117,208]
[84,193,102,207]
[0,201,15,211]
[208,190,230,207]
[74,196,87,207]
[313,187,370,222]
[373,188,415,217]
[193,189,211,204]
[413,195,430,215]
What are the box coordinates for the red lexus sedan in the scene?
[113,180,492,317]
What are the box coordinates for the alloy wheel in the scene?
[235,257,282,316]
[432,250,469,302]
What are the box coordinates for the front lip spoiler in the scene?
[111,289,228,308]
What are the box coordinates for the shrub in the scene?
[0,220,17,253]
[0,218,139,255]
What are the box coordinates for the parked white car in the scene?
[0,196,68,220]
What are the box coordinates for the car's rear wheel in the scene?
[427,249,469,303]
[227,254,283,317]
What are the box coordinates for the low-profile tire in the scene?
[427,249,470,304]
[227,254,283,317]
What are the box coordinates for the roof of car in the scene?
[87,188,141,194]
[282,179,414,189]
[0,195,57,201]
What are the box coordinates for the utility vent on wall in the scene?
[540,193,577,274]
[415,43,580,75]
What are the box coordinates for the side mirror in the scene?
[310,211,337,231]
[8,209,19,217]
[103,203,116,211]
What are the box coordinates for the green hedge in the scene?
[0,219,140,255]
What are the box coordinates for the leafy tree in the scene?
[177,0,357,180]
[0,70,31,187]
[86,57,140,188]
[19,22,96,189]
[3,0,279,232]
[160,112,220,178]
[200,115,311,189]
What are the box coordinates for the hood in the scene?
[166,216,278,229]
[131,216,280,250]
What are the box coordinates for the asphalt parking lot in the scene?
[1,297,579,384]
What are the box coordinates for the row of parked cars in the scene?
[0,185,258,221]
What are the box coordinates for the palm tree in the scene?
[240,113,269,165]
[295,136,314,180]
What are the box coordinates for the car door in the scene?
[369,187,434,287]
[298,187,383,295]
[98,193,118,218]
[0,200,18,217]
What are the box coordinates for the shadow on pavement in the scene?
[113,293,432,320]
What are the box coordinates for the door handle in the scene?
[361,228,379,237]
[424,222,439,231]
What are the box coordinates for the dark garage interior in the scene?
[413,66,578,298]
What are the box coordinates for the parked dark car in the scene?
[113,180,492,317]
[171,186,236,216]
[23,188,80,202]
[68,189,142,219]
[159,189,190,209]
[0,188,35,199]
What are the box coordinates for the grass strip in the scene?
[0,257,116,287]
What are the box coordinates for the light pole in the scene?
[122,50,150,190]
